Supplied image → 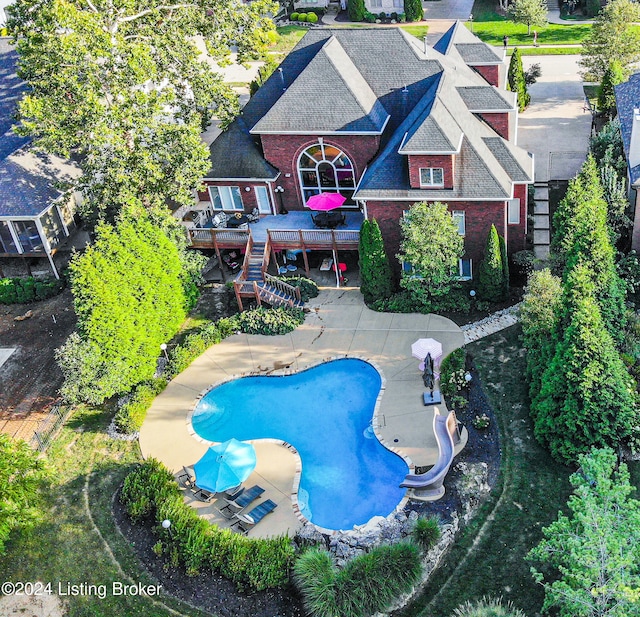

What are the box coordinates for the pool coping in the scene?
[185,355,413,536]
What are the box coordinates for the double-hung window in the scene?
[208,186,243,211]
[458,259,472,281]
[419,167,444,187]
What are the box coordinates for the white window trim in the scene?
[508,198,521,224]
[254,186,272,214]
[452,210,465,236]
[419,167,445,188]
[208,186,243,211]
[458,258,473,281]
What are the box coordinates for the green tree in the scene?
[579,0,640,81]
[359,218,393,304]
[348,0,366,21]
[590,119,627,178]
[551,155,626,342]
[519,268,562,404]
[597,60,625,119]
[532,265,638,464]
[398,202,464,304]
[508,48,531,111]
[478,224,506,302]
[600,163,632,244]
[528,448,640,617]
[404,0,424,22]
[57,213,192,404]
[499,232,509,297]
[0,434,47,553]
[8,0,277,226]
[508,0,547,35]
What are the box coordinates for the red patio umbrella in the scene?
[306,192,346,211]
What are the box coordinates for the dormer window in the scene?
[419,168,444,187]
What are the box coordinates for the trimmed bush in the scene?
[307,12,318,23]
[404,0,424,21]
[412,515,441,553]
[359,218,394,304]
[113,378,168,434]
[275,275,319,302]
[290,11,299,20]
[364,11,376,22]
[478,224,507,302]
[234,306,305,335]
[440,347,467,399]
[120,459,295,589]
[294,544,422,617]
[0,276,64,304]
[348,0,366,21]
[298,12,307,21]
[508,48,531,111]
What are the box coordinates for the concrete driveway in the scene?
[517,55,592,182]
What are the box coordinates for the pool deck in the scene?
[139,288,465,538]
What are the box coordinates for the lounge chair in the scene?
[231,499,278,535]
[218,485,264,518]
[193,483,243,503]
[177,466,195,488]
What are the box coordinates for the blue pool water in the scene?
[191,358,408,530]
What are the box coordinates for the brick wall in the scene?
[478,112,510,140]
[407,154,454,189]
[366,199,515,279]
[260,134,381,211]
[202,180,274,214]
[472,65,500,87]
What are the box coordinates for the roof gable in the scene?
[456,86,515,111]
[399,97,464,154]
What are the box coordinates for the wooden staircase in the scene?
[233,236,304,310]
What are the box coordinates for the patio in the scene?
[139,289,465,538]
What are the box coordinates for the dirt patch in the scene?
[0,290,76,435]
[0,592,66,617]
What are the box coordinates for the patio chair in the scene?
[231,499,278,535]
[193,483,243,503]
[177,466,195,488]
[218,485,264,518]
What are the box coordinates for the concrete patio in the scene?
[139,288,465,537]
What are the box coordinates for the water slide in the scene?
[400,409,461,500]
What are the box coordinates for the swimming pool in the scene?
[191,358,408,530]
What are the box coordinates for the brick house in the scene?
[615,73,640,251]
[201,23,533,281]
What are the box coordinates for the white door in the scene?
[255,186,272,214]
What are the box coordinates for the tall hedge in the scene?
[57,214,192,404]
[348,0,365,21]
[404,0,424,21]
[478,224,507,302]
[508,48,530,111]
[359,218,393,304]
[532,265,639,464]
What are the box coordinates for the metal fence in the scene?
[29,404,72,452]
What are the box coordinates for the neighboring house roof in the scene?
[0,147,82,218]
[0,39,29,161]
[615,73,640,185]
[0,38,82,218]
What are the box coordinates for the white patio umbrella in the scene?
[411,338,443,377]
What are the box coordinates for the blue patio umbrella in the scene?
[193,439,257,493]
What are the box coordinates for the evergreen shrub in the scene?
[120,459,294,589]
[478,224,507,302]
[348,0,366,21]
[307,12,318,23]
[411,515,441,552]
[290,12,298,20]
[359,219,393,304]
[234,306,305,335]
[404,0,424,21]
[508,48,530,111]
[113,378,168,434]
[0,276,64,304]
[275,275,319,302]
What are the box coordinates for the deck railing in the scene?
[263,273,301,302]
[188,227,250,248]
[267,228,359,249]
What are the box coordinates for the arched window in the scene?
[298,143,356,206]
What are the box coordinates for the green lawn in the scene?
[0,406,205,617]
[400,24,429,39]
[508,46,581,55]
[397,325,575,617]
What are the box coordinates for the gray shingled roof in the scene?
[455,43,503,65]
[206,118,278,180]
[0,148,81,218]
[615,73,640,185]
[0,39,29,162]
[483,137,532,182]
[400,98,464,153]
[457,86,514,111]
[252,37,388,134]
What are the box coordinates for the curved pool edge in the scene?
[186,354,414,534]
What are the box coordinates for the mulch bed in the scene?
[113,357,501,617]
